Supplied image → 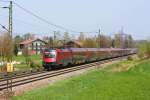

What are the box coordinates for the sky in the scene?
[0,0,150,40]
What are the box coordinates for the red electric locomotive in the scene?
[42,48,135,70]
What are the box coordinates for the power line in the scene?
[13,2,98,33]
[0,15,55,33]
[0,23,9,31]
[0,15,97,34]
[13,2,81,33]
[1,1,99,34]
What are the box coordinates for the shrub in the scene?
[138,41,150,59]
[30,60,36,69]
[127,56,133,61]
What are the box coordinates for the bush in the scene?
[30,60,36,69]
[138,41,150,59]
[127,56,133,61]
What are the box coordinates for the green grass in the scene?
[14,55,42,70]
[12,59,150,100]
[14,64,31,71]
[14,55,26,62]
[14,55,42,62]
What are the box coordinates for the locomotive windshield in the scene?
[44,49,56,58]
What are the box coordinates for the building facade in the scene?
[19,39,47,55]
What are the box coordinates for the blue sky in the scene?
[0,0,150,40]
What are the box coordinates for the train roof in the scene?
[44,47,136,52]
[57,48,135,52]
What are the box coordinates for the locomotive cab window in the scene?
[44,50,56,58]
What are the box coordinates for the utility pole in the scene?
[9,1,13,38]
[98,29,101,48]
[53,31,56,47]
[0,2,14,97]
[120,26,124,48]
[7,1,13,95]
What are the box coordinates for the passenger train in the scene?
[42,48,136,70]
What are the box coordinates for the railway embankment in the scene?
[11,58,150,100]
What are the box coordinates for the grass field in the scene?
[14,55,42,62]
[12,59,150,100]
[14,55,42,70]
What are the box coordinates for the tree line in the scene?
[43,31,134,48]
[0,31,134,63]
[76,32,133,48]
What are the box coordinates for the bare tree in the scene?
[98,34,112,48]
[63,32,71,43]
[23,33,35,40]
[114,33,122,48]
[53,31,63,47]
[0,32,13,72]
[114,33,133,48]
[78,32,85,42]
[2,33,13,62]
[128,35,133,48]
[48,36,53,47]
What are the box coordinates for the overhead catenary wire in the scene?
[0,15,57,36]
[13,2,81,33]
[0,23,9,32]
[0,0,100,34]
[0,0,146,38]
[13,2,99,34]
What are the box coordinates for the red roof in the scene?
[65,40,82,47]
[19,39,33,45]
[19,39,48,45]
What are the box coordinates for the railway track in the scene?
[0,69,46,80]
[0,69,47,82]
[0,54,135,91]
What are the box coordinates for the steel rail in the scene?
[0,69,45,78]
[0,70,47,82]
